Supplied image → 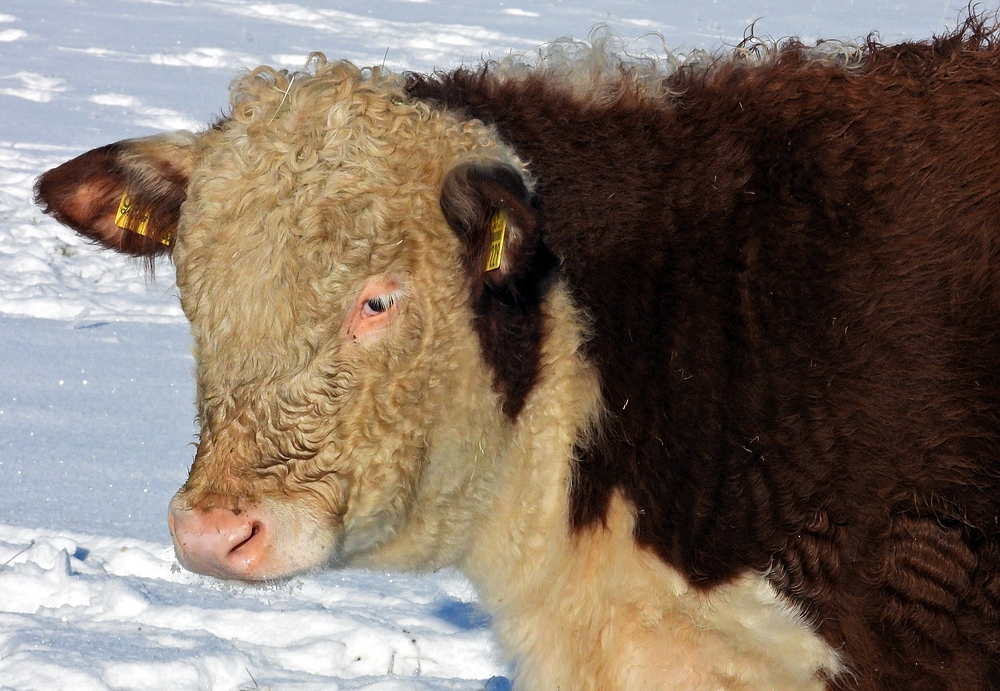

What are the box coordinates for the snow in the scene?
[0,524,499,690]
[0,0,969,688]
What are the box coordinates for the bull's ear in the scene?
[440,160,542,288]
[34,131,197,257]
[440,159,557,419]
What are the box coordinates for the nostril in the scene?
[229,520,263,555]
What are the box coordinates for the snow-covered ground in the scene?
[0,1,969,689]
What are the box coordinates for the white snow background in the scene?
[0,0,971,689]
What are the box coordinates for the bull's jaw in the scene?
[167,493,338,582]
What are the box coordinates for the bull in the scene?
[35,20,1000,691]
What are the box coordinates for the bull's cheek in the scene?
[334,462,425,562]
[337,508,400,561]
[259,497,342,575]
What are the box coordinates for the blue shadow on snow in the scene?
[433,597,491,630]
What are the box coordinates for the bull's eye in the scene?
[345,279,403,342]
[363,294,395,316]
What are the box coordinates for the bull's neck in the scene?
[460,283,602,599]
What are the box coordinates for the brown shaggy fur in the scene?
[439,161,558,417]
[408,19,1000,690]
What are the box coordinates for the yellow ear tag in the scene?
[115,193,170,246]
[485,212,506,272]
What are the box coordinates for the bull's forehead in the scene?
[173,59,501,389]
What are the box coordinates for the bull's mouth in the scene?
[168,501,273,581]
[167,494,339,583]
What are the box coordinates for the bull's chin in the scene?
[176,551,309,584]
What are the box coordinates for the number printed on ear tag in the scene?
[115,193,170,246]
[486,212,506,272]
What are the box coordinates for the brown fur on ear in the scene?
[34,132,196,258]
[440,160,557,418]
[440,160,542,287]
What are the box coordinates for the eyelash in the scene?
[364,294,395,315]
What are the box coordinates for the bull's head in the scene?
[35,58,552,582]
